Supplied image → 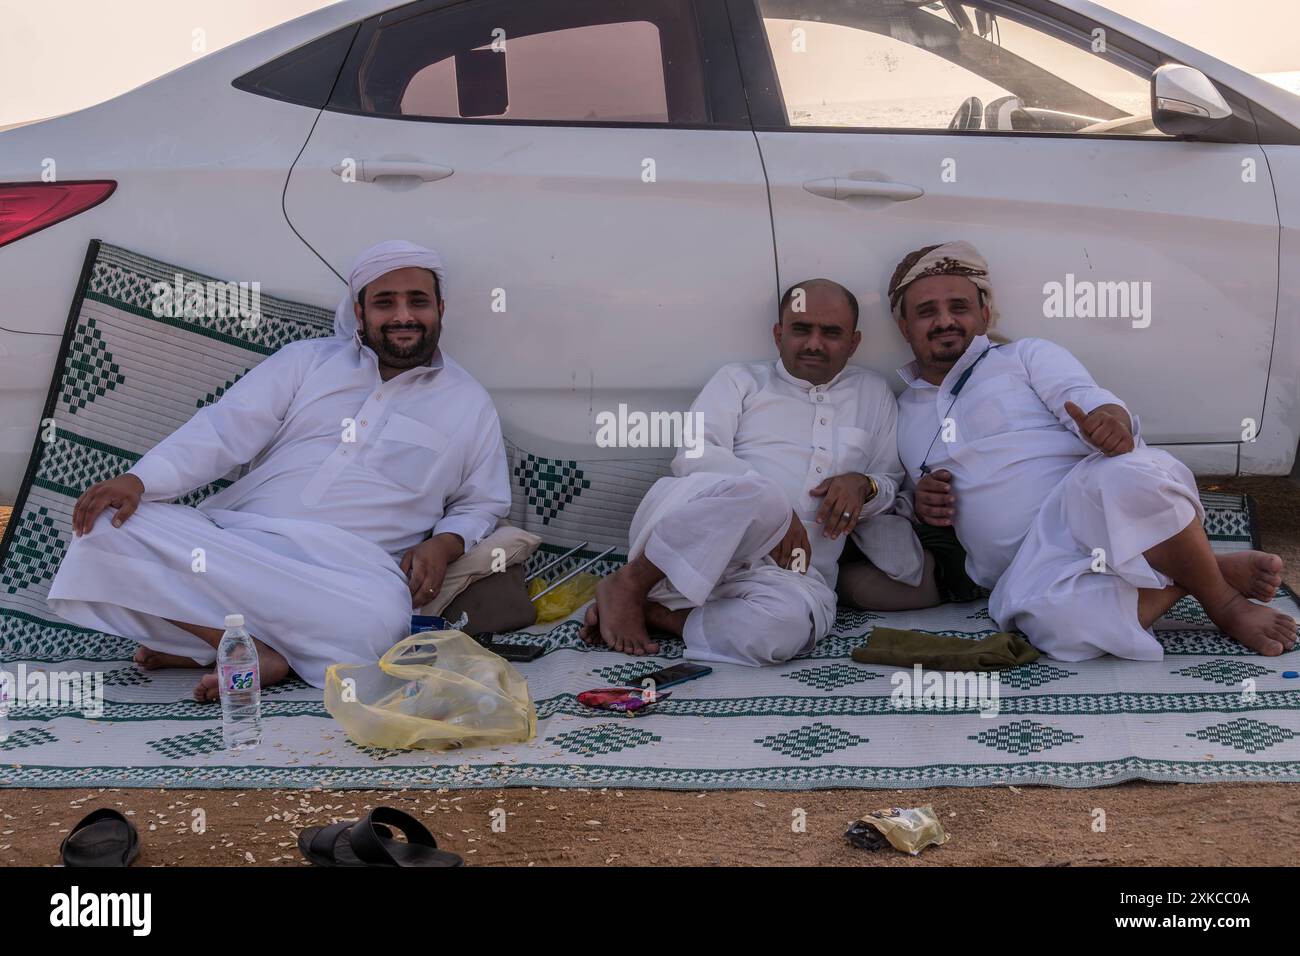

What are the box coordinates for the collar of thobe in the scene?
[772,358,851,392]
[896,334,992,394]
[351,331,445,379]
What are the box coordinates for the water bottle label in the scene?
[220,665,258,694]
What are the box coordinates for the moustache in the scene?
[929,327,963,340]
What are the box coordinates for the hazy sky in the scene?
[1,0,1296,127]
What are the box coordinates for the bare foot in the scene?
[577,602,602,646]
[643,602,690,640]
[193,638,292,703]
[133,646,204,670]
[1205,591,1297,656]
[1217,551,1285,602]
[593,569,659,656]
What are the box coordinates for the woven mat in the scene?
[1,241,1298,790]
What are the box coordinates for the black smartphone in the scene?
[489,641,546,663]
[623,662,712,690]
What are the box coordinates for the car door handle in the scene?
[803,178,925,201]
[330,160,454,183]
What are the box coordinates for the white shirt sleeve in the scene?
[892,484,918,523]
[1021,338,1139,444]
[672,366,758,478]
[856,386,905,520]
[431,401,510,551]
[126,341,312,501]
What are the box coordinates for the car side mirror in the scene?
[455,48,508,118]
[1151,64,1231,136]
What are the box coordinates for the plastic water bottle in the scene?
[217,613,262,750]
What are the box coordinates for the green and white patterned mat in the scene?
[2,241,1298,790]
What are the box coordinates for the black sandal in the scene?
[298,807,463,867]
[61,808,140,867]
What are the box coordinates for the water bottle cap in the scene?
[224,614,245,628]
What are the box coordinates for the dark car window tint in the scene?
[355,0,709,124]
[232,23,359,108]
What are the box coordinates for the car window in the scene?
[354,0,709,124]
[756,0,1171,136]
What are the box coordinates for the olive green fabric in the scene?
[851,627,1040,671]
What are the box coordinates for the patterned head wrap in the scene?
[887,240,994,321]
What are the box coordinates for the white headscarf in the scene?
[333,239,447,339]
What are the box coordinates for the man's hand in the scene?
[769,510,812,572]
[914,468,955,527]
[399,532,465,608]
[1064,401,1134,457]
[810,473,875,539]
[72,473,145,536]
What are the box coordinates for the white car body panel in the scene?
[1251,144,1300,476]
[0,0,1296,504]
[284,116,776,459]
[755,130,1279,452]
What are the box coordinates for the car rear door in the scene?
[729,0,1281,473]
[283,0,775,458]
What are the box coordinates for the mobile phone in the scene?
[410,615,454,633]
[489,642,546,663]
[624,662,712,690]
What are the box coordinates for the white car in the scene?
[2,0,1298,505]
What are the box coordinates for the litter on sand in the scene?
[845,806,950,856]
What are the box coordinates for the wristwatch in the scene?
[863,474,878,502]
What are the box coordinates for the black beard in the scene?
[362,323,440,366]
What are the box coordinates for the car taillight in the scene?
[0,181,116,248]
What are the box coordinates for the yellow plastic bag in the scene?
[528,572,598,623]
[324,631,537,751]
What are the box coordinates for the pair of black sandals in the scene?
[59,806,462,867]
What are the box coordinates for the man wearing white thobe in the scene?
[48,241,510,698]
[889,241,1295,661]
[579,279,926,664]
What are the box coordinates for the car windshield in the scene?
[919,1,1152,119]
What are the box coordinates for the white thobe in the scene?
[47,334,511,686]
[629,360,921,666]
[895,335,1201,661]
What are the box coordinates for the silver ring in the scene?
[841,511,852,519]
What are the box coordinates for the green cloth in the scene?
[852,627,1040,671]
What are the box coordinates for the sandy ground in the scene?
[1,471,1298,867]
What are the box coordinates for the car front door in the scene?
[283,0,775,458]
[729,0,1281,472]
